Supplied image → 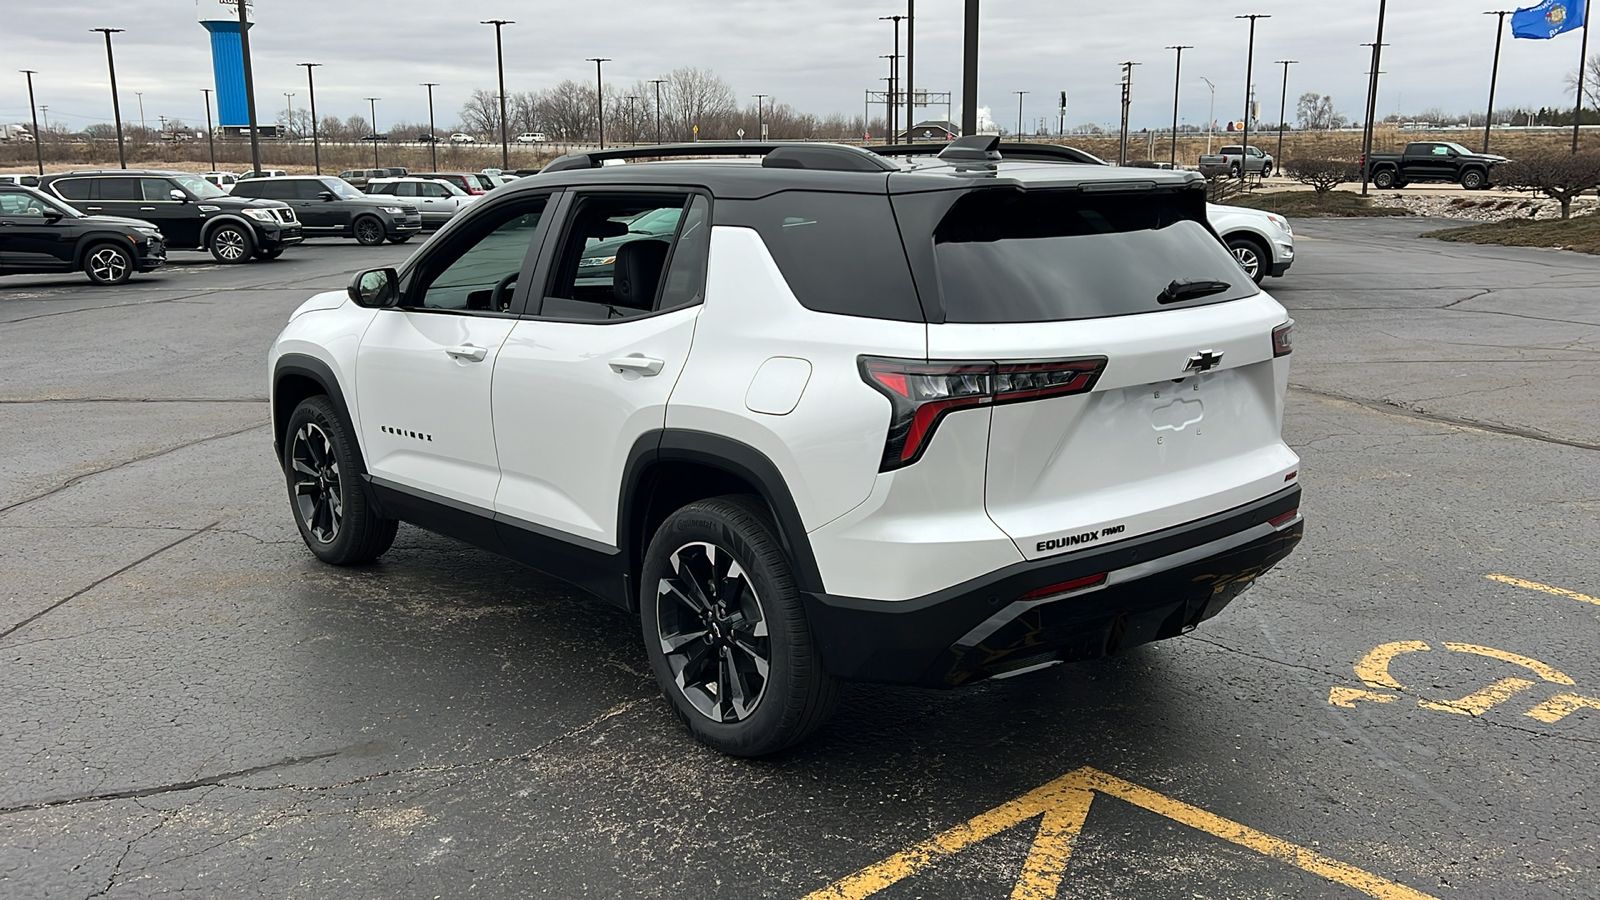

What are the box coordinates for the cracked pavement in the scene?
[1,231,1598,898]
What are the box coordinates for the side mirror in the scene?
[318,191,335,201]
[169,189,188,203]
[348,267,399,308]
[43,211,64,224]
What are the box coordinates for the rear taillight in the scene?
[1272,320,1293,357]
[1019,572,1108,602]
[860,356,1107,471]
[1268,508,1300,529]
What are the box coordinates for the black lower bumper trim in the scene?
[802,486,1302,687]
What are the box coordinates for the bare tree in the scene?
[1564,53,1600,99]
[1296,93,1336,131]
[458,89,500,137]
[1496,151,1600,219]
[662,67,737,141]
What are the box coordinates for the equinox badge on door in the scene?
[1184,349,1225,374]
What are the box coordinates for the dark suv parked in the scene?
[40,169,301,263]
[0,184,166,284]
[231,176,422,245]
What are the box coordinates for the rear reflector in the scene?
[1019,572,1109,602]
[1268,508,1300,529]
[1272,320,1294,357]
[860,355,1107,470]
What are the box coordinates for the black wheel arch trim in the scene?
[202,215,262,245]
[272,354,363,474]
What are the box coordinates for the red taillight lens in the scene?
[1019,572,1108,601]
[860,356,1107,471]
[1272,320,1293,357]
[1268,508,1300,529]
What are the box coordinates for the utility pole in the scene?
[201,88,217,172]
[233,0,263,177]
[283,92,294,137]
[649,78,667,143]
[1573,0,1593,152]
[881,55,900,139]
[1360,0,1389,195]
[1059,89,1068,136]
[1237,14,1270,184]
[365,97,380,168]
[480,19,512,168]
[753,93,769,141]
[1167,45,1192,168]
[1013,90,1028,140]
[1118,61,1140,165]
[1200,75,1216,154]
[422,82,439,170]
[136,92,145,134]
[20,70,44,176]
[1275,60,1296,171]
[881,15,904,143]
[961,0,979,136]
[587,58,611,149]
[299,63,321,174]
[625,95,640,144]
[91,28,127,168]
[905,0,916,143]
[1482,12,1511,154]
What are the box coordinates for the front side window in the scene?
[52,178,93,201]
[407,197,549,313]
[169,173,228,199]
[0,189,66,217]
[320,178,364,200]
[141,178,180,201]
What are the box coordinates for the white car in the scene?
[202,171,240,191]
[1207,203,1295,284]
[364,177,477,226]
[269,138,1303,757]
[516,132,548,144]
[449,133,477,144]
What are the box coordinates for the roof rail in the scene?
[867,141,1109,166]
[540,142,897,174]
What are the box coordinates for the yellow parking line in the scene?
[1487,574,1600,607]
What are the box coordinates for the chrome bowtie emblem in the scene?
[1185,350,1225,374]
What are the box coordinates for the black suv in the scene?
[231,176,422,245]
[0,184,166,285]
[40,169,301,263]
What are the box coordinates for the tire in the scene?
[1461,169,1486,191]
[640,495,838,757]
[283,396,398,566]
[207,223,254,263]
[353,216,386,246]
[1229,163,1241,178]
[387,235,413,244]
[82,242,133,285]
[1227,236,1269,284]
[255,247,285,260]
[1372,169,1397,190]
[1260,164,1273,179]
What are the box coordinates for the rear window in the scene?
[716,191,923,322]
[931,188,1256,324]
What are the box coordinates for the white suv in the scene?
[269,138,1304,756]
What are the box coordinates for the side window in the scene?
[395,183,418,198]
[1431,145,1450,157]
[539,192,692,321]
[658,195,712,312]
[141,178,178,201]
[0,190,44,216]
[97,178,141,201]
[422,182,448,198]
[53,178,93,201]
[406,197,549,313]
[294,180,326,200]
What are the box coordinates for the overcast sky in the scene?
[3,1,1593,134]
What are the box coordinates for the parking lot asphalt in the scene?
[2,227,1597,899]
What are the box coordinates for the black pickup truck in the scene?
[1362,141,1508,190]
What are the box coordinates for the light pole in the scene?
[587,57,611,149]
[649,78,667,143]
[1274,60,1296,172]
[1359,0,1390,194]
[1199,76,1216,155]
[753,93,769,141]
[299,63,321,174]
[233,0,263,177]
[961,0,979,136]
[1482,12,1511,154]
[1118,61,1140,165]
[625,95,640,144]
[880,15,904,144]
[201,88,217,172]
[40,106,48,131]
[20,70,44,176]
[481,20,514,168]
[905,0,916,143]
[1167,45,1192,168]
[90,28,127,168]
[1237,14,1270,184]
[421,82,439,170]
[283,92,294,137]
[365,97,380,168]
[136,91,145,134]
[1013,90,1028,141]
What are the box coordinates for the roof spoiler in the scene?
[540,142,897,174]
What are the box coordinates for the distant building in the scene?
[898,120,960,142]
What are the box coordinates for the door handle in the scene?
[85,206,102,211]
[444,345,488,362]
[609,355,665,376]
[139,207,156,211]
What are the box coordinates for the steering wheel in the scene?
[491,272,518,312]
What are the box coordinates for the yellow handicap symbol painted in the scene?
[1328,640,1600,722]
[801,767,1436,900]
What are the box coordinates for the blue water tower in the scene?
[199,0,252,128]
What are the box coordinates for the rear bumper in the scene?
[802,485,1302,687]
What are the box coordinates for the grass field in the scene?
[1423,214,1600,254]
[1224,190,1411,218]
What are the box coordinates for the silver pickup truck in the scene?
[1198,145,1274,178]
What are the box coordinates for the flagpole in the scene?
[1575,0,1592,152]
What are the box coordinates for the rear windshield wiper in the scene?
[1158,278,1233,305]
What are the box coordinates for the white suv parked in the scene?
[270,138,1304,756]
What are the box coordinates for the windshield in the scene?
[628,207,683,234]
[170,173,230,199]
[931,188,1257,323]
[435,180,468,196]
[320,177,366,199]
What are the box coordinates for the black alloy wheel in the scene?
[640,496,837,756]
[208,224,253,263]
[83,243,133,285]
[353,216,386,246]
[1227,236,1267,284]
[283,396,397,565]
[1461,169,1486,191]
[1372,169,1397,190]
